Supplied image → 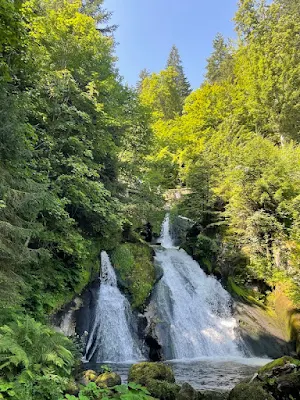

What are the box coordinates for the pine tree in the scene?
[205,33,233,83]
[137,68,150,92]
[166,45,191,102]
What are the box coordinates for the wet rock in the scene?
[234,302,295,358]
[128,362,175,383]
[81,369,97,385]
[257,356,300,376]
[229,356,300,400]
[171,215,194,247]
[145,379,180,400]
[229,382,274,400]
[129,362,179,400]
[154,263,164,283]
[272,370,300,399]
[176,382,200,400]
[52,296,83,336]
[256,357,300,400]
[199,390,229,400]
[95,371,121,388]
[145,334,163,361]
[75,278,99,338]
[143,304,165,361]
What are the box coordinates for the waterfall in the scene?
[152,214,242,360]
[84,251,142,363]
[159,214,176,248]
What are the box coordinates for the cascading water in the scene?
[153,214,243,360]
[84,251,142,363]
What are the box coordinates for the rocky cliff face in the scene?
[234,301,295,358]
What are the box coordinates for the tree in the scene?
[137,68,150,92]
[80,0,117,33]
[0,0,155,317]
[234,0,260,40]
[205,34,233,83]
[166,45,191,105]
[139,67,182,120]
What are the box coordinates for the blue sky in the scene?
[105,0,238,89]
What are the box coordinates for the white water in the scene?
[84,251,142,363]
[153,214,243,360]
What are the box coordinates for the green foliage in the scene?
[0,0,158,395]
[205,33,233,84]
[142,0,300,305]
[0,0,156,316]
[64,382,152,400]
[166,45,191,103]
[110,243,155,309]
[139,67,183,121]
[0,316,75,399]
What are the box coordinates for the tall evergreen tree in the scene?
[166,45,191,102]
[137,68,150,92]
[205,34,233,83]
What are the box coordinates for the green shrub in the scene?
[0,315,75,399]
[64,381,152,400]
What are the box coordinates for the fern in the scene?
[0,316,75,399]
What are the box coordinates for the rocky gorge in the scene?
[53,215,300,399]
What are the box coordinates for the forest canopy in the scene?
[138,0,300,303]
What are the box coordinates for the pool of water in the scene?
[85,357,271,391]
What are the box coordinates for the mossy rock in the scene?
[111,243,156,309]
[199,390,229,400]
[145,379,180,400]
[228,383,274,400]
[128,362,178,400]
[258,356,300,374]
[95,372,121,388]
[176,382,201,400]
[82,369,97,383]
[273,370,300,399]
[128,362,175,384]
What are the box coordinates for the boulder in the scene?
[229,356,300,400]
[256,357,300,400]
[229,383,274,400]
[257,356,300,376]
[145,379,180,400]
[95,371,121,388]
[128,362,179,400]
[176,383,199,400]
[128,362,175,384]
[273,370,300,399]
[199,390,229,400]
[82,369,97,384]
